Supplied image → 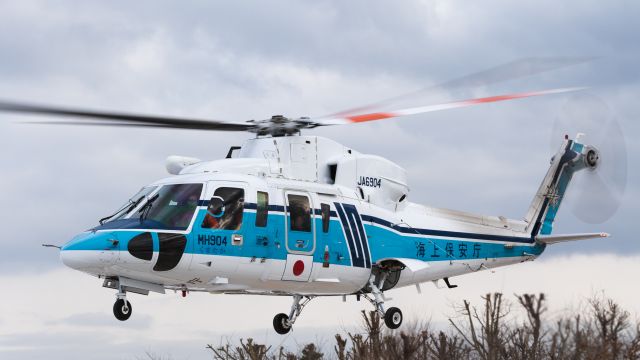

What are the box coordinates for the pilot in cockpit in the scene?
[202,189,244,230]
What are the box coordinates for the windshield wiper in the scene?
[139,194,159,223]
[98,196,145,225]
[99,202,130,225]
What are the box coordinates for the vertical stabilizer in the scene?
[524,135,595,236]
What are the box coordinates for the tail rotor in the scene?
[551,93,627,224]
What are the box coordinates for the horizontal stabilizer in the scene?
[536,232,609,245]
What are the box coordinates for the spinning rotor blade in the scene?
[0,100,253,131]
[552,93,627,224]
[328,56,594,117]
[1,57,590,136]
[311,87,585,126]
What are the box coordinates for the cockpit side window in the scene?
[202,187,244,230]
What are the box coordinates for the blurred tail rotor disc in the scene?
[551,93,627,224]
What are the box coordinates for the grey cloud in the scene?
[51,311,153,329]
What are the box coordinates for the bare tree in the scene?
[624,324,640,360]
[449,293,510,360]
[207,338,272,360]
[590,296,631,359]
[334,334,348,360]
[425,331,470,360]
[299,343,323,360]
[506,293,547,360]
[200,292,640,360]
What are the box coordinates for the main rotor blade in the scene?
[0,100,253,131]
[327,56,594,117]
[312,87,586,126]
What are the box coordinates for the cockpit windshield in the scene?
[95,183,203,231]
[101,186,158,224]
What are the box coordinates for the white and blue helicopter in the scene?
[0,61,626,334]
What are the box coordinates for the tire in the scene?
[113,299,132,321]
[384,307,403,329]
[273,313,291,335]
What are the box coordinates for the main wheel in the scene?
[384,307,403,329]
[113,299,132,321]
[273,313,291,335]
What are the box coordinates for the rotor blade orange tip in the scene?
[315,86,587,126]
[346,112,395,123]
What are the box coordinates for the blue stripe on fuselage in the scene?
[64,203,544,268]
[334,203,363,267]
[342,203,371,268]
[361,215,534,243]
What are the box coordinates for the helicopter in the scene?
[0,58,626,334]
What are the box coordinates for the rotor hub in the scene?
[249,115,315,137]
[584,146,600,169]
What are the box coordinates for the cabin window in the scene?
[256,191,269,227]
[321,203,330,233]
[288,194,311,232]
[202,187,244,230]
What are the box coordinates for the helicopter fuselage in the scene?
[60,135,548,297]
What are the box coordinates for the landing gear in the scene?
[384,307,403,329]
[113,286,132,321]
[113,298,132,321]
[363,273,404,329]
[272,295,314,335]
[273,313,291,335]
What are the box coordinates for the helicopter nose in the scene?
[60,246,94,270]
[60,234,96,270]
[60,232,118,270]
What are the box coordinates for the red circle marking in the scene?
[292,260,305,276]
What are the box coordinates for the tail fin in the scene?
[524,134,597,236]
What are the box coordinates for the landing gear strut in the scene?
[273,295,314,335]
[363,273,403,329]
[113,287,132,321]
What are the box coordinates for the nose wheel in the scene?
[113,285,132,321]
[384,307,403,329]
[113,298,132,321]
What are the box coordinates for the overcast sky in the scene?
[0,1,638,359]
